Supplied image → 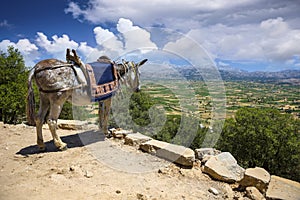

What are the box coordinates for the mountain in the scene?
[172,65,300,85]
[219,68,300,85]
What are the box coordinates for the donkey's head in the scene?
[116,59,147,92]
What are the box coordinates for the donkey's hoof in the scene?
[38,145,47,152]
[58,145,68,151]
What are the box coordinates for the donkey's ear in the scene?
[138,59,148,67]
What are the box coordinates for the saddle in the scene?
[86,60,119,102]
[66,49,119,102]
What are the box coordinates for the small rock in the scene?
[223,184,234,199]
[195,148,221,160]
[84,170,93,178]
[56,168,67,174]
[69,165,76,171]
[116,190,121,194]
[137,193,148,200]
[14,154,28,158]
[109,128,117,133]
[233,192,243,200]
[201,155,213,164]
[112,129,133,139]
[208,187,219,195]
[246,187,265,200]
[239,167,270,194]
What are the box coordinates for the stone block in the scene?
[203,152,245,183]
[140,140,195,167]
[239,167,270,194]
[57,119,88,130]
[266,175,300,200]
[124,133,152,146]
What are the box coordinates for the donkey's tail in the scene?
[26,68,36,126]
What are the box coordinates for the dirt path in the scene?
[0,122,234,200]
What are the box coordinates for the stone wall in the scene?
[108,128,300,200]
[59,123,300,200]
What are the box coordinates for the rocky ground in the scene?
[0,122,242,200]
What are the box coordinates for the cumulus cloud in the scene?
[65,0,258,27]
[64,0,300,70]
[35,32,79,60]
[93,26,123,54]
[186,17,300,68]
[0,39,39,67]
[163,34,213,67]
[0,17,157,66]
[116,18,157,53]
[3,0,300,71]
[77,42,96,57]
[91,18,157,59]
[65,0,300,29]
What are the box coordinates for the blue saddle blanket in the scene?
[87,61,118,102]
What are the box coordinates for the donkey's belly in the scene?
[69,87,93,106]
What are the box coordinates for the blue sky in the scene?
[1,0,300,72]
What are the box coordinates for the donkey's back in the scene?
[34,59,79,93]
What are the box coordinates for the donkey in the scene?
[26,50,147,151]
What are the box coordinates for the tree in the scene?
[0,46,29,124]
[216,107,300,182]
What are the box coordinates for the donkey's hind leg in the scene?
[99,98,112,135]
[47,93,69,151]
[36,94,50,151]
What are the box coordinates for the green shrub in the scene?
[216,107,300,182]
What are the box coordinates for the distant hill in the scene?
[172,65,300,85]
[219,67,300,85]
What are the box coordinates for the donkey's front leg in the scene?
[48,102,67,151]
[99,98,112,135]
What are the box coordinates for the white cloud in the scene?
[3,0,300,72]
[0,20,12,28]
[260,17,288,37]
[16,39,39,55]
[35,32,79,60]
[93,26,123,53]
[77,42,96,56]
[65,0,256,26]
[91,18,157,59]
[0,17,157,66]
[186,17,300,67]
[116,18,157,53]
[64,2,85,20]
[64,0,300,70]
[163,35,213,66]
[0,39,39,67]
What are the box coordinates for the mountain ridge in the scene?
[174,65,300,85]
